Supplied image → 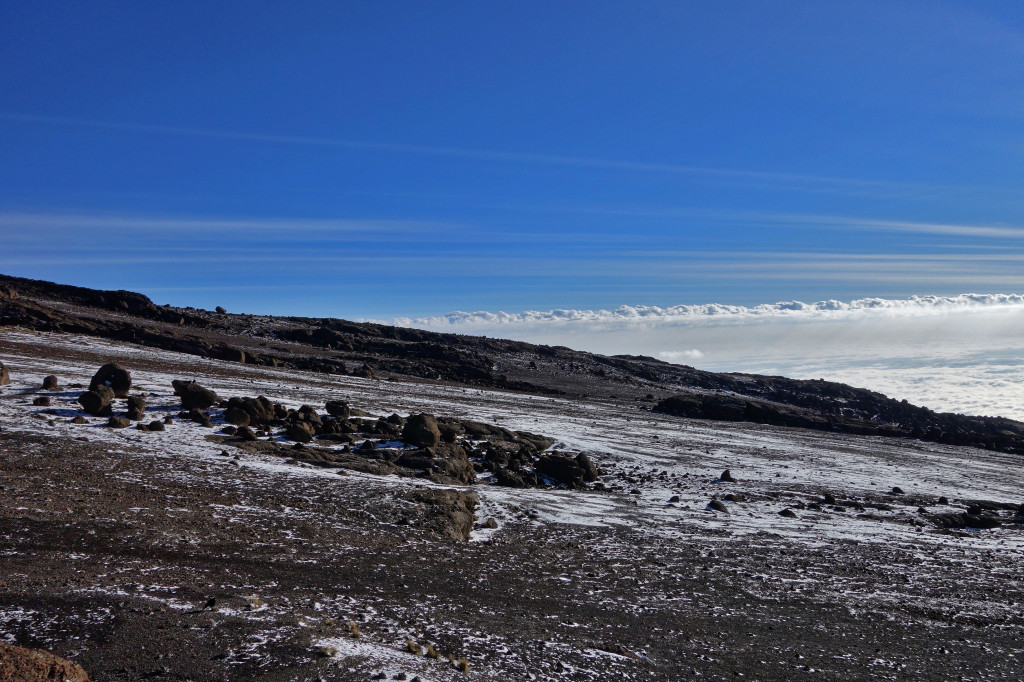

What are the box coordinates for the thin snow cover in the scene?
[2,330,1023,634]
[391,293,1024,420]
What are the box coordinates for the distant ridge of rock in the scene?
[4,271,1024,456]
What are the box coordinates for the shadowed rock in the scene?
[172,379,220,409]
[126,395,146,420]
[78,385,115,416]
[41,374,58,389]
[402,413,441,448]
[89,363,132,397]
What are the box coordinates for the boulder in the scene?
[146,420,165,432]
[0,363,10,385]
[107,416,131,429]
[575,453,600,482]
[78,385,115,416]
[720,469,735,482]
[286,421,315,443]
[236,425,258,441]
[172,379,220,409]
[708,499,729,513]
[0,642,91,682]
[494,466,526,488]
[224,405,251,427]
[225,396,276,426]
[325,400,351,419]
[536,453,585,487]
[32,396,50,407]
[88,363,132,397]
[41,375,58,390]
[126,395,147,420]
[402,413,441,448]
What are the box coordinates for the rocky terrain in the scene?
[1,275,1023,680]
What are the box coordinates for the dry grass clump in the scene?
[346,620,361,638]
[406,638,422,655]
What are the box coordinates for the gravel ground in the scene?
[1,331,1023,681]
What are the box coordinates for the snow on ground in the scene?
[2,329,1023,676]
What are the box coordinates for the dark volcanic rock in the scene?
[236,425,258,441]
[107,416,130,429]
[41,374,58,389]
[536,453,585,487]
[286,422,315,443]
[172,379,220,409]
[402,413,441,448]
[32,396,50,406]
[126,395,147,420]
[78,385,115,416]
[494,466,527,488]
[720,469,735,482]
[779,508,798,518]
[708,499,729,513]
[409,489,478,542]
[224,404,251,427]
[576,453,599,482]
[325,400,351,419]
[89,363,132,397]
[0,642,91,682]
[146,420,165,432]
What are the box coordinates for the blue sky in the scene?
[1,1,1023,319]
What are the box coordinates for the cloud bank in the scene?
[392,294,1024,421]
[395,293,1024,329]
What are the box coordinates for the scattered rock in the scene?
[107,416,130,429]
[70,416,88,425]
[215,305,227,314]
[224,405,251,427]
[146,420,165,432]
[325,400,351,419]
[481,517,498,529]
[41,375,58,389]
[891,486,905,495]
[126,394,147,420]
[822,492,837,505]
[536,453,585,487]
[720,469,735,482]
[286,421,315,443]
[576,453,599,482]
[220,425,238,436]
[708,499,729,513]
[938,496,949,505]
[89,363,132,397]
[172,379,220,409]
[402,413,441,448]
[779,508,798,518]
[236,425,257,441]
[78,385,115,416]
[0,642,92,682]
[32,396,50,406]
[669,495,681,503]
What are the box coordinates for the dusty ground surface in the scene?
[2,330,1024,681]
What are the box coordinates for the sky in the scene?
[2,1,1024,415]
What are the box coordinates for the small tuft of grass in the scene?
[457,657,470,673]
[425,643,440,660]
[406,638,422,655]
[346,620,361,638]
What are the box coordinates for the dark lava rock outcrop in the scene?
[172,379,220,409]
[89,362,132,397]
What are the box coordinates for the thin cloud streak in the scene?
[0,111,968,197]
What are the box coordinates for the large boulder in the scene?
[78,385,115,416]
[42,375,59,390]
[325,400,351,419]
[536,453,585,487]
[89,363,132,397]
[172,379,220,409]
[286,421,315,443]
[224,396,277,426]
[0,642,91,682]
[402,413,441,448]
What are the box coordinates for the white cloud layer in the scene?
[393,294,1024,421]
